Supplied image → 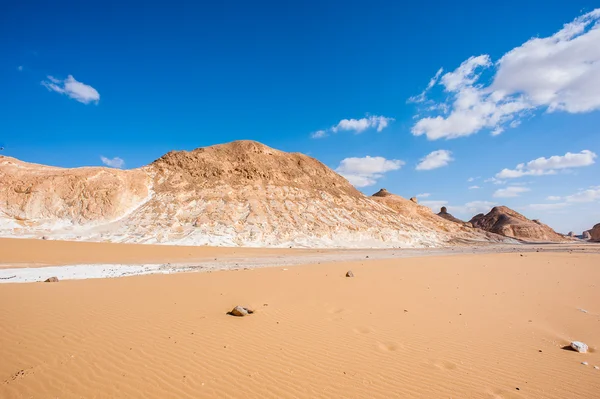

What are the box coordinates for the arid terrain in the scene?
[1,239,599,398]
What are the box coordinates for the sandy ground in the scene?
[1,244,599,398]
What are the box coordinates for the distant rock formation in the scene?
[582,231,592,240]
[409,197,418,204]
[589,223,600,242]
[469,206,567,242]
[437,207,464,224]
[0,141,511,248]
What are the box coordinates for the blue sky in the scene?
[1,1,599,233]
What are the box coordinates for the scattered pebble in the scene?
[44,277,59,283]
[571,341,589,353]
[582,362,588,366]
[594,366,599,370]
[346,270,354,278]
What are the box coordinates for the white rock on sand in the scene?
[570,341,588,353]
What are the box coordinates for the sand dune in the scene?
[1,248,599,398]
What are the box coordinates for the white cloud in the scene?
[311,130,328,139]
[565,187,600,203]
[529,202,570,211]
[410,9,600,140]
[416,193,431,198]
[493,186,530,198]
[17,66,23,71]
[467,177,475,182]
[468,185,480,189]
[420,200,448,210]
[547,196,562,201]
[484,177,506,185]
[408,68,444,103]
[100,156,125,168]
[496,150,596,178]
[454,200,497,216]
[335,156,404,188]
[42,75,100,104]
[422,200,496,217]
[310,115,394,138]
[415,150,454,171]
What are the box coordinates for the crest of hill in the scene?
[437,207,468,225]
[469,206,567,242]
[151,140,360,197]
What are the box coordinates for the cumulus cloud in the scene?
[484,177,505,185]
[42,75,100,104]
[335,156,404,187]
[100,156,125,168]
[421,200,496,216]
[493,186,530,198]
[496,150,596,179]
[415,150,454,171]
[310,130,328,139]
[565,186,600,202]
[410,9,600,140]
[420,200,448,210]
[310,115,394,138]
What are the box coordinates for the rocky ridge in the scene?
[469,206,567,242]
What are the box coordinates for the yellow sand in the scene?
[1,245,599,398]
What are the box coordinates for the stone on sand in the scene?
[44,277,59,283]
[571,341,588,353]
[346,270,354,277]
[230,306,254,317]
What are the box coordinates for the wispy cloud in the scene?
[493,186,530,198]
[100,156,125,168]
[17,66,23,72]
[496,150,596,179]
[410,9,600,140]
[468,185,480,189]
[310,115,394,138]
[415,150,454,171]
[416,193,431,198]
[335,156,404,187]
[42,75,100,104]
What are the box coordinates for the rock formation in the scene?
[469,206,567,242]
[0,141,511,248]
[588,223,600,242]
[582,231,592,240]
[437,207,466,225]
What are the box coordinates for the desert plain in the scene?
[1,238,599,399]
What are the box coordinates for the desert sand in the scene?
[1,241,599,398]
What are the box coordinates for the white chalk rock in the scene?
[571,341,588,353]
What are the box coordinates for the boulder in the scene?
[346,270,354,277]
[582,231,591,240]
[409,197,418,204]
[589,223,600,242]
[44,277,59,283]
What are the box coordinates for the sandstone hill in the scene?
[469,206,567,242]
[0,141,511,248]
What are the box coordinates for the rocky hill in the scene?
[469,206,567,242]
[1,141,510,248]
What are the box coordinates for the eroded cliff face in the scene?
[1,141,509,248]
[470,206,567,242]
